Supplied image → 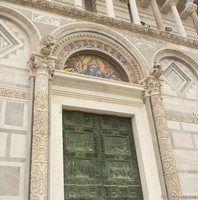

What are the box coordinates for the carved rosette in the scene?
[29,53,55,200]
[142,64,181,199]
[166,0,178,7]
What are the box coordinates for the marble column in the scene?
[151,0,164,30]
[105,0,115,18]
[167,0,187,37]
[29,36,56,200]
[142,63,181,199]
[186,1,198,34]
[74,0,83,9]
[129,0,141,24]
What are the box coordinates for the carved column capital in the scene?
[28,54,56,76]
[142,76,163,98]
[166,0,178,7]
[186,2,197,13]
[141,62,164,98]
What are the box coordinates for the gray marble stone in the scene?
[5,101,24,126]
[0,166,20,196]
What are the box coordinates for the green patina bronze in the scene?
[63,111,143,200]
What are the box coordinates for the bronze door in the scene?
[63,110,143,200]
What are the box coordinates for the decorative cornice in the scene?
[0,86,29,101]
[2,0,198,48]
[52,70,145,100]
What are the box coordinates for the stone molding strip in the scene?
[0,86,29,101]
[2,0,198,48]
[0,4,41,51]
[166,112,198,124]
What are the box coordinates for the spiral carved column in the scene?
[142,64,181,199]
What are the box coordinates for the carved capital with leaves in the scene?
[28,53,56,76]
[142,76,163,98]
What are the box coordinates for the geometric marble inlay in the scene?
[0,21,23,58]
[164,63,191,94]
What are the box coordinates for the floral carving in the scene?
[2,1,198,48]
[29,53,56,200]
[151,95,181,199]
[0,86,29,100]
[143,64,181,198]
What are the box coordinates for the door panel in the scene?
[63,111,143,200]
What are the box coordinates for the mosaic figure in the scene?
[64,54,126,81]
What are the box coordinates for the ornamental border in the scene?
[2,0,198,49]
[0,86,29,101]
[52,32,143,83]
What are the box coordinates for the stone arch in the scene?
[51,22,149,83]
[153,48,198,79]
[0,4,41,52]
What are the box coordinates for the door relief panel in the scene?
[63,111,143,200]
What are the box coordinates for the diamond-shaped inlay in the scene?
[164,63,191,94]
[0,21,23,58]
[0,34,10,50]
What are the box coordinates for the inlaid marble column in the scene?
[29,36,56,200]
[142,63,181,199]
[186,1,198,34]
[129,0,141,24]
[167,0,187,37]
[151,0,164,30]
[74,0,83,9]
[105,0,115,18]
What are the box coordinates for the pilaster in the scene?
[142,63,181,199]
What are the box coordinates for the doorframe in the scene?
[49,70,162,200]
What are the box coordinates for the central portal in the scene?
[63,110,143,200]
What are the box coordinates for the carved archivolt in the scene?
[153,48,198,76]
[0,4,41,51]
[52,32,145,83]
[52,22,149,77]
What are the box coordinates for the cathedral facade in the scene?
[0,0,198,200]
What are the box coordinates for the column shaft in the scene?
[191,11,198,34]
[129,0,140,24]
[150,94,181,199]
[171,5,187,37]
[151,0,164,30]
[30,71,49,200]
[74,0,83,9]
[105,0,115,18]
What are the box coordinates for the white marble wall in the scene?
[161,58,198,199]
[0,18,31,200]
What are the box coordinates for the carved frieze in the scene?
[2,1,198,48]
[0,86,29,100]
[166,112,198,124]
